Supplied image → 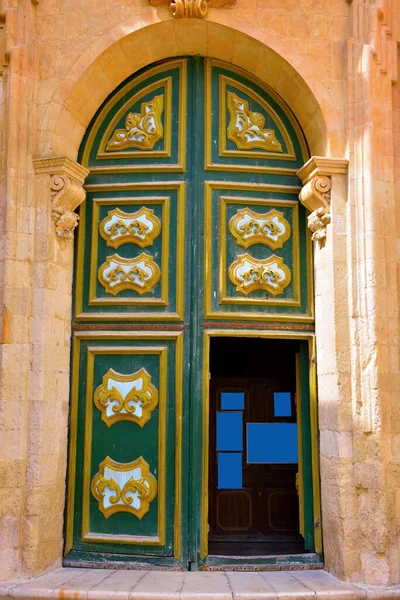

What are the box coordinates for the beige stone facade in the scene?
[1,0,400,588]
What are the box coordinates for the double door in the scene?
[65,57,319,569]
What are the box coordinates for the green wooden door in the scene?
[66,58,319,569]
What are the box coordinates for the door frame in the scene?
[191,329,321,569]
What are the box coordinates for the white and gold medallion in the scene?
[91,456,157,519]
[228,253,291,297]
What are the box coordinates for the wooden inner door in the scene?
[208,338,305,556]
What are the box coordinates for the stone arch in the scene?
[28,7,350,580]
[38,8,342,161]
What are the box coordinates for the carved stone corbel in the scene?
[33,157,89,240]
[297,157,348,244]
[149,0,235,18]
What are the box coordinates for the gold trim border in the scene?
[89,197,170,306]
[219,75,296,162]
[218,195,300,307]
[75,183,185,321]
[200,329,322,560]
[82,345,167,546]
[204,59,309,174]
[97,78,172,161]
[81,59,187,174]
[65,331,184,557]
[204,181,313,322]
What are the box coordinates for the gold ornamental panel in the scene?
[94,367,159,427]
[228,253,291,297]
[228,207,291,250]
[106,94,164,152]
[99,207,162,249]
[98,253,161,296]
[226,91,283,153]
[91,456,157,519]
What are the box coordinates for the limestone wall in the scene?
[0,0,399,586]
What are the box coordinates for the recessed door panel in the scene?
[67,333,183,559]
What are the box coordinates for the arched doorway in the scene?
[66,57,321,570]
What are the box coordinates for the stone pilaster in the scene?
[18,157,89,577]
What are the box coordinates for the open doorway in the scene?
[208,337,306,557]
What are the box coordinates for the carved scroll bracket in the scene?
[297,156,348,245]
[149,0,235,19]
[33,156,89,240]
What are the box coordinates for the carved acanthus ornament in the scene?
[299,175,332,243]
[149,0,235,18]
[33,157,89,240]
[297,157,348,244]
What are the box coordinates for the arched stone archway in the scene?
[36,10,344,161]
[28,12,352,582]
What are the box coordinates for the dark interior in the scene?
[208,337,306,557]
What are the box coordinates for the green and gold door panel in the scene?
[74,183,185,322]
[66,332,184,563]
[67,59,190,568]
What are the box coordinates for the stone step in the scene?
[1,568,400,600]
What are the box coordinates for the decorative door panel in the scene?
[74,184,185,321]
[68,57,320,569]
[204,182,312,321]
[204,60,308,176]
[66,332,183,558]
[81,59,187,173]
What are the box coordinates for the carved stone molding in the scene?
[149,0,235,18]
[297,157,348,244]
[33,156,89,239]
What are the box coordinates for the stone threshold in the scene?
[2,568,400,600]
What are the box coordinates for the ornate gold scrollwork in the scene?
[227,92,283,153]
[99,207,162,249]
[91,456,157,519]
[106,94,164,152]
[98,253,161,296]
[228,207,291,250]
[94,368,159,427]
[228,253,291,296]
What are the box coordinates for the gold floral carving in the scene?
[91,456,157,519]
[98,253,161,296]
[150,0,235,18]
[227,92,283,153]
[99,207,162,249]
[228,253,291,296]
[106,94,164,152]
[94,368,159,427]
[228,207,290,250]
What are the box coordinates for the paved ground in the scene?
[2,568,400,600]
